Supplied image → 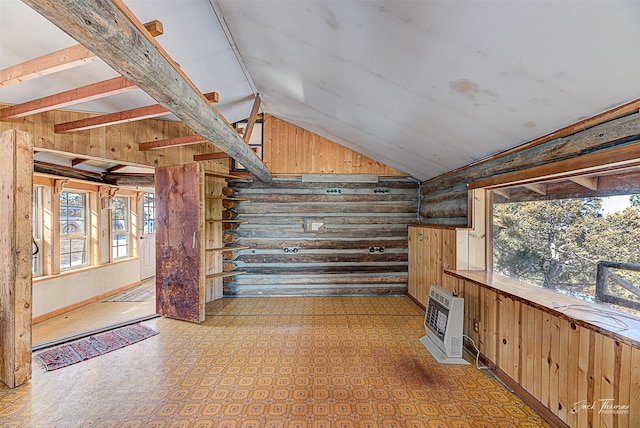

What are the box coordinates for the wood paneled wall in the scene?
[263,115,405,176]
[0,103,226,168]
[224,178,418,296]
[444,272,640,428]
[420,113,640,225]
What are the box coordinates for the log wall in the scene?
[224,178,418,296]
[420,113,640,225]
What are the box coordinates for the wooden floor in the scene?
[2,296,549,427]
[32,278,157,345]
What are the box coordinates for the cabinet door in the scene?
[155,163,205,322]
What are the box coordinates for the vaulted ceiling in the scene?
[2,0,640,181]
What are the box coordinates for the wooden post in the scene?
[0,129,33,388]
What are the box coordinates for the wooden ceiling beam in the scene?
[138,135,207,151]
[23,0,271,182]
[0,20,163,88]
[0,76,136,120]
[243,94,261,143]
[71,158,89,166]
[54,92,219,133]
[193,152,231,161]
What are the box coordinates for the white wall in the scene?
[32,259,140,318]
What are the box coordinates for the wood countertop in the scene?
[446,269,640,348]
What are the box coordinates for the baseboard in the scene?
[467,346,569,428]
[32,280,142,324]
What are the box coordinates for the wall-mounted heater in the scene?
[420,285,468,365]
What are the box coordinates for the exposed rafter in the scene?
[193,152,231,161]
[492,188,511,199]
[0,20,163,88]
[54,92,219,133]
[243,94,261,143]
[0,76,136,120]
[138,135,207,151]
[569,176,599,191]
[22,0,271,182]
[523,183,547,195]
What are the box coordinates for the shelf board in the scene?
[204,171,247,180]
[205,219,248,223]
[205,271,247,280]
[205,246,249,252]
[204,196,250,201]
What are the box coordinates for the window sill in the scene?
[33,257,139,283]
[445,269,640,348]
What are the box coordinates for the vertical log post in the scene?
[0,129,33,388]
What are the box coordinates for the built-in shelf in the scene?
[205,271,247,280]
[204,171,246,180]
[204,196,250,201]
[205,245,249,252]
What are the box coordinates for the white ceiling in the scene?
[2,0,640,181]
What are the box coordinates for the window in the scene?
[60,191,88,269]
[142,192,155,234]
[32,186,43,277]
[112,196,130,259]
[232,119,263,171]
[492,192,640,315]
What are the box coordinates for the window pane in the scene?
[112,196,129,259]
[143,193,156,234]
[60,191,88,269]
[60,192,86,235]
[60,238,87,269]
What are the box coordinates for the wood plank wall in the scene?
[0,103,227,168]
[444,273,640,428]
[263,115,405,176]
[224,178,418,296]
[420,113,640,225]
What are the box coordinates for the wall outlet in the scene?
[473,319,480,333]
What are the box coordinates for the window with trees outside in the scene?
[60,191,88,269]
[112,196,129,259]
[493,188,640,317]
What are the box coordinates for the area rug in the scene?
[35,323,159,371]
[103,283,155,302]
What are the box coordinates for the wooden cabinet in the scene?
[155,163,243,322]
[408,225,459,308]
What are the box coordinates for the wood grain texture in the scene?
[22,0,271,182]
[155,164,204,322]
[262,115,405,176]
[224,178,417,296]
[0,129,33,388]
[443,271,640,428]
[420,113,640,226]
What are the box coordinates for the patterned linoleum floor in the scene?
[1,296,549,427]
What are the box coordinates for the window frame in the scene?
[111,196,131,260]
[59,190,90,271]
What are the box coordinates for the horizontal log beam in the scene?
[0,76,136,120]
[54,91,219,133]
[22,0,271,182]
[0,20,162,88]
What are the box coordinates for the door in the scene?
[155,164,205,323]
[139,192,156,280]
